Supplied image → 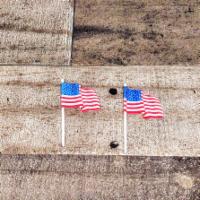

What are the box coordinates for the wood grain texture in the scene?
[1,155,200,200]
[0,66,200,155]
[72,0,200,65]
[0,0,74,65]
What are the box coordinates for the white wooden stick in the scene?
[124,83,128,155]
[61,79,65,147]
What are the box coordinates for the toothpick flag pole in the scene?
[124,83,128,154]
[61,79,65,147]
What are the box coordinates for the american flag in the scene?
[124,87,164,119]
[60,82,100,112]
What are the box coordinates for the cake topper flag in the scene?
[60,80,100,146]
[123,83,164,154]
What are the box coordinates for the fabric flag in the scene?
[60,82,100,112]
[124,87,164,119]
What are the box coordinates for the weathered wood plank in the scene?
[0,66,200,155]
[1,155,200,199]
[0,0,74,65]
[72,0,200,65]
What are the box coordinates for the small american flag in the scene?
[60,82,100,112]
[124,87,164,119]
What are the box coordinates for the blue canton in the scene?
[61,82,80,96]
[124,87,142,102]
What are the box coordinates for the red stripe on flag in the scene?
[123,100,144,114]
[60,95,83,108]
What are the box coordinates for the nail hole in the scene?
[34,59,40,63]
[109,88,117,95]
[110,141,119,149]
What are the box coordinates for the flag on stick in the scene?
[60,81,100,147]
[123,85,164,155]
[124,87,164,119]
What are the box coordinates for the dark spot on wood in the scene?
[34,59,40,63]
[142,11,159,23]
[73,25,133,39]
[16,60,23,64]
[10,45,18,50]
[118,48,122,53]
[143,31,164,40]
[185,6,194,13]
[120,28,132,39]
[88,53,98,59]
[109,88,117,95]
[7,98,9,103]
[110,141,119,149]
[0,22,15,30]
[153,50,159,54]
[106,57,126,65]
[14,17,22,21]
[0,22,68,34]
[0,13,9,17]
[135,2,145,9]
[187,58,192,62]
[174,157,185,163]
[74,25,115,37]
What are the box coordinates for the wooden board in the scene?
[1,155,200,199]
[0,0,74,65]
[0,65,200,155]
[72,0,200,65]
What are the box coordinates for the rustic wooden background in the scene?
[0,65,200,156]
[72,0,200,65]
[0,1,200,199]
[0,0,73,65]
